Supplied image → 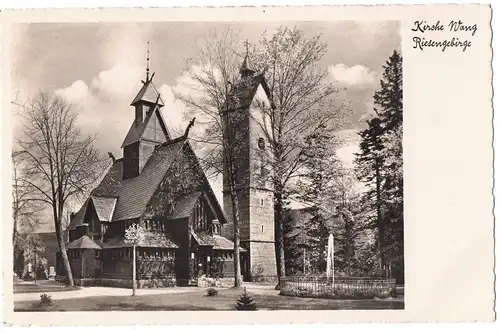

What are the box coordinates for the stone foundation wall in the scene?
[249,241,277,280]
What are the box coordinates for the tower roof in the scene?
[240,39,256,77]
[240,54,255,75]
[130,78,165,107]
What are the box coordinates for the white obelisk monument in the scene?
[326,233,335,284]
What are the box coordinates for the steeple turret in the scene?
[121,43,171,180]
[240,40,255,78]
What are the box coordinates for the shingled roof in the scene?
[91,138,187,221]
[121,107,171,147]
[130,80,165,106]
[191,231,216,246]
[102,231,179,249]
[66,235,102,250]
[68,199,90,230]
[213,235,246,252]
[226,73,273,110]
[168,192,201,220]
[91,196,117,222]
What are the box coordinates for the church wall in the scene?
[222,107,251,192]
[81,249,100,279]
[139,141,156,173]
[123,142,140,180]
[211,250,236,278]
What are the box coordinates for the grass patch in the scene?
[14,287,404,312]
[14,282,81,294]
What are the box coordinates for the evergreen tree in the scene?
[355,117,385,274]
[235,287,257,310]
[354,50,403,281]
[377,51,403,283]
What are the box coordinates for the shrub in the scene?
[235,287,257,311]
[206,288,218,297]
[39,293,53,307]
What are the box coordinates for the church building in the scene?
[59,50,277,287]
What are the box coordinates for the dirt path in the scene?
[13,286,214,302]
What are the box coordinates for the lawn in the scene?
[14,281,80,294]
[15,287,404,311]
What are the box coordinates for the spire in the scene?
[146,42,150,82]
[240,39,255,78]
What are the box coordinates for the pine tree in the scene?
[235,287,257,311]
[354,50,403,281]
[355,117,386,274]
[376,51,403,283]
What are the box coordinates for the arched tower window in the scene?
[258,137,266,150]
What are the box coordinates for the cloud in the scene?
[55,80,89,105]
[53,63,221,160]
[54,63,146,156]
[329,64,378,87]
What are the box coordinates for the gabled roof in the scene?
[168,192,201,220]
[183,142,229,225]
[92,138,187,221]
[240,54,255,74]
[102,231,179,249]
[91,196,117,222]
[226,73,273,110]
[131,80,165,107]
[213,235,247,252]
[121,106,170,148]
[66,235,102,250]
[67,199,90,230]
[191,231,216,246]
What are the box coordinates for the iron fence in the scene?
[280,275,397,299]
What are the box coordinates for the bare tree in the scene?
[175,28,244,287]
[251,26,350,283]
[16,91,107,286]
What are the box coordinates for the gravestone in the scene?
[49,266,56,278]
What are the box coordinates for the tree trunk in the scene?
[34,245,37,285]
[274,190,286,289]
[375,162,385,275]
[55,219,74,286]
[230,189,243,287]
[132,244,137,296]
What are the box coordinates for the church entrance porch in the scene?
[191,246,212,278]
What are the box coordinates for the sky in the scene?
[11,21,400,231]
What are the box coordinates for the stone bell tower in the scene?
[221,44,277,281]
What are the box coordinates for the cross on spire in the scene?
[146,42,150,82]
[240,39,255,78]
[244,39,250,55]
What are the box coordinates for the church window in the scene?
[262,225,264,233]
[260,198,264,206]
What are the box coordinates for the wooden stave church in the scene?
[58,54,277,287]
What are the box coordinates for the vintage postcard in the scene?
[1,5,494,325]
